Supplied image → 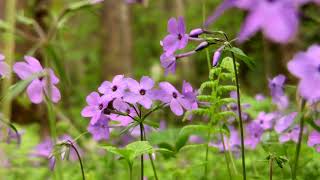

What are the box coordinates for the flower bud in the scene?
[195,41,209,52]
[189,28,204,38]
[212,46,224,67]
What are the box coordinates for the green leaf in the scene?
[143,119,159,128]
[224,47,255,69]
[220,57,234,73]
[102,146,132,161]
[126,141,153,161]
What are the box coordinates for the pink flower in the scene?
[13,56,61,104]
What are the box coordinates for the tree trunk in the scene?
[102,0,133,79]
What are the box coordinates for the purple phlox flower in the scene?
[81,91,110,125]
[161,17,188,55]
[279,125,301,143]
[212,46,224,67]
[31,138,55,169]
[124,76,155,109]
[205,0,256,27]
[87,116,110,141]
[98,75,127,99]
[269,74,289,110]
[158,82,193,116]
[182,80,198,110]
[244,121,264,149]
[287,44,320,102]
[238,0,299,43]
[211,126,241,152]
[308,130,320,152]
[274,112,297,133]
[13,56,61,104]
[255,93,266,101]
[160,52,176,75]
[254,112,277,130]
[0,54,9,77]
[111,98,136,126]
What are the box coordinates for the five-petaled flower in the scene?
[288,44,320,102]
[161,17,188,56]
[13,56,61,104]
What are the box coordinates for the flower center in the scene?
[172,92,178,99]
[39,77,44,81]
[178,34,182,40]
[317,64,320,73]
[103,108,111,115]
[126,109,130,114]
[254,133,259,138]
[98,104,104,110]
[112,85,117,92]
[260,120,264,124]
[140,89,146,95]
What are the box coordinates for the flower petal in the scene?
[140,76,154,90]
[27,79,43,104]
[170,99,183,116]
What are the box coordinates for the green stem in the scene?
[139,123,144,180]
[220,129,232,179]
[142,123,159,180]
[129,163,133,180]
[68,142,85,180]
[1,0,16,137]
[269,156,273,180]
[204,126,211,179]
[230,51,246,180]
[292,99,306,180]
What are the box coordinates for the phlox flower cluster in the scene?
[81,75,198,141]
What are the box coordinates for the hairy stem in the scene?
[292,99,306,180]
[68,142,85,180]
[139,123,144,180]
[231,51,246,180]
[269,156,273,180]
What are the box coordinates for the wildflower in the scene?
[244,122,264,149]
[161,17,188,55]
[124,76,155,109]
[81,92,109,125]
[0,54,9,77]
[158,82,192,116]
[279,125,300,143]
[274,112,297,133]
[87,116,110,141]
[182,80,198,110]
[308,130,320,152]
[254,112,277,130]
[268,74,288,109]
[31,138,56,169]
[13,56,61,104]
[287,44,320,101]
[207,0,300,43]
[111,98,136,126]
[160,53,176,75]
[98,75,127,99]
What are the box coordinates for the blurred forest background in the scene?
[0,0,320,138]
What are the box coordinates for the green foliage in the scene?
[102,141,153,165]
